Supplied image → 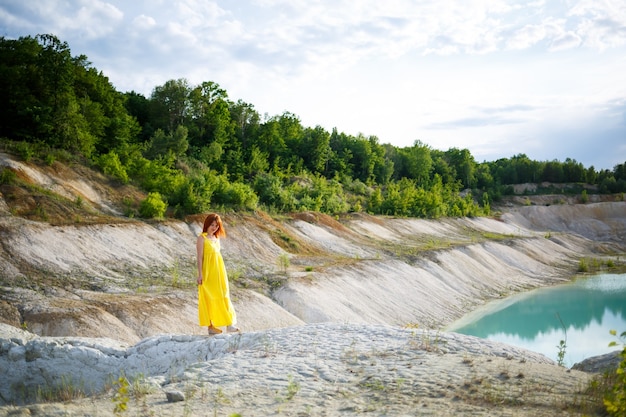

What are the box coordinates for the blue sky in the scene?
[1,0,625,170]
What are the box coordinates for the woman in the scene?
[196,213,239,334]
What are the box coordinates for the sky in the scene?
[1,0,625,170]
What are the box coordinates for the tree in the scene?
[0,35,45,140]
[613,162,626,181]
[124,91,153,142]
[300,125,331,174]
[431,151,456,185]
[542,160,565,183]
[346,134,380,183]
[327,129,354,179]
[0,34,98,154]
[586,166,598,184]
[230,99,260,151]
[398,140,432,184]
[444,147,476,189]
[256,112,303,172]
[508,154,537,183]
[256,117,287,169]
[277,112,305,170]
[150,78,190,132]
[145,126,189,160]
[187,81,234,149]
[475,163,494,190]
[563,158,586,182]
[73,59,141,153]
[246,146,270,177]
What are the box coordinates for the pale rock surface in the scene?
[0,322,598,416]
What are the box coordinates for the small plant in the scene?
[580,189,589,203]
[44,153,56,166]
[227,267,244,283]
[34,202,48,221]
[214,386,231,405]
[36,375,86,402]
[407,330,445,352]
[122,196,136,218]
[275,374,300,402]
[0,167,17,185]
[15,141,34,161]
[277,253,290,273]
[578,258,589,272]
[112,376,130,416]
[604,329,626,416]
[285,374,300,400]
[129,373,154,398]
[170,260,182,288]
[556,340,567,367]
[555,313,568,367]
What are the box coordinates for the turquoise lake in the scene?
[446,273,626,367]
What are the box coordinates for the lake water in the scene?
[446,273,626,367]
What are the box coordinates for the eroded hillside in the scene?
[1,152,625,345]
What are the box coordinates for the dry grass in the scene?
[1,157,144,226]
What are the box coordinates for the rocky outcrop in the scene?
[572,349,623,373]
[502,202,626,243]
[0,322,572,407]
[0,322,214,403]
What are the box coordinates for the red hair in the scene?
[202,213,226,238]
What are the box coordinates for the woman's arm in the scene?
[196,235,204,285]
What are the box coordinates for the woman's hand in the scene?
[197,276,203,285]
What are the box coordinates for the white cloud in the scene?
[507,24,548,49]
[132,14,156,30]
[549,31,582,51]
[30,0,123,39]
[569,0,626,49]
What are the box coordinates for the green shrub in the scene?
[98,151,129,184]
[223,181,258,210]
[44,153,56,166]
[604,330,626,416]
[15,141,34,162]
[0,168,16,185]
[139,192,167,219]
[581,189,589,203]
[277,253,290,273]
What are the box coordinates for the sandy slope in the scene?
[1,208,612,343]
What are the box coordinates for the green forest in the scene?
[2,34,625,219]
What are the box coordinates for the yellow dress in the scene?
[198,233,236,327]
